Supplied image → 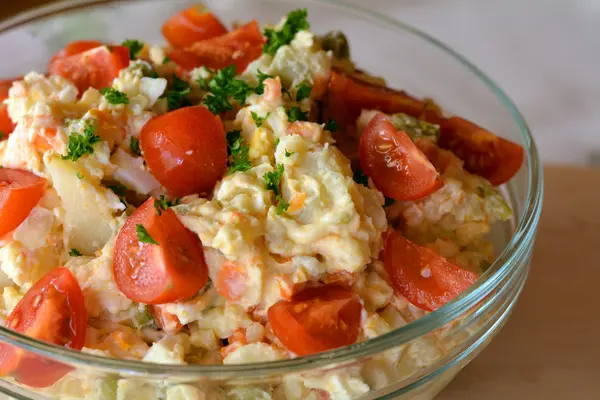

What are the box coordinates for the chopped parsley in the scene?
[226,130,251,173]
[108,182,127,197]
[69,248,83,257]
[275,196,290,215]
[0,132,4,140]
[161,75,192,111]
[100,87,129,105]
[61,122,100,162]
[136,224,159,245]
[295,82,312,102]
[264,164,284,196]
[274,138,280,147]
[254,69,273,95]
[122,39,144,60]
[130,137,142,156]
[353,169,369,187]
[263,9,310,55]
[202,65,253,114]
[162,56,171,64]
[75,171,84,180]
[281,86,292,100]
[325,118,338,132]
[285,149,294,157]
[154,195,172,216]
[286,106,308,123]
[251,111,270,128]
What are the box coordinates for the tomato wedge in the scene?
[48,45,130,93]
[0,267,87,388]
[0,79,16,138]
[48,40,104,65]
[150,305,183,334]
[438,117,524,186]
[323,70,444,132]
[267,286,362,356]
[140,105,227,197]
[162,6,228,48]
[359,114,442,201]
[113,197,209,304]
[168,21,264,73]
[384,231,478,311]
[0,168,46,237]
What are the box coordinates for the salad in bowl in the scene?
[0,4,525,399]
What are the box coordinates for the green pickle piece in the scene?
[390,113,440,142]
[318,30,351,59]
[477,183,513,221]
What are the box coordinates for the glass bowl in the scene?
[0,0,543,399]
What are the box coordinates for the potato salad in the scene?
[0,5,523,400]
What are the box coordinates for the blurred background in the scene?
[1,1,598,399]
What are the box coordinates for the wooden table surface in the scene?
[2,3,599,399]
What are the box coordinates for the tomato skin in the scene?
[168,21,264,74]
[267,286,362,356]
[438,117,524,185]
[0,267,87,388]
[140,105,227,197]
[323,70,444,132]
[0,168,46,237]
[359,114,442,201]
[113,198,209,304]
[0,78,18,137]
[162,6,228,48]
[150,305,183,334]
[48,40,104,64]
[48,45,130,93]
[384,231,478,311]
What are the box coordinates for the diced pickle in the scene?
[319,30,351,59]
[390,113,440,142]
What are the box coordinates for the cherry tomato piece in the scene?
[168,21,264,73]
[162,6,228,48]
[268,285,362,356]
[438,117,524,185]
[150,305,183,334]
[0,267,87,388]
[113,198,209,304]
[384,231,478,311]
[48,40,104,64]
[140,105,227,197]
[359,114,442,201]
[0,79,17,137]
[48,45,130,93]
[0,168,46,237]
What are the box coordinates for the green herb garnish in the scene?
[162,56,171,64]
[76,172,84,180]
[100,87,129,105]
[274,138,280,147]
[154,195,172,216]
[286,107,308,123]
[254,69,273,95]
[69,248,83,257]
[275,195,289,215]
[122,39,144,60]
[226,130,251,173]
[62,122,100,162]
[136,224,159,245]
[263,9,310,55]
[251,111,271,128]
[325,118,338,132]
[0,132,5,140]
[202,65,253,114]
[295,82,312,102]
[130,137,142,156]
[160,75,192,111]
[264,164,284,196]
[285,149,294,157]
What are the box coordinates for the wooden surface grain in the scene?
[440,165,600,399]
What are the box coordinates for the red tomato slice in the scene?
[0,79,18,138]
[359,114,443,201]
[113,197,209,304]
[438,117,524,186]
[48,45,130,93]
[267,286,362,356]
[384,231,478,311]
[140,105,227,197]
[323,70,444,131]
[0,267,87,388]
[150,305,183,334]
[0,168,46,237]
[168,21,264,73]
[48,40,104,65]
[162,6,228,48]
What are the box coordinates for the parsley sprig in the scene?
[251,111,271,128]
[69,248,83,257]
[161,75,192,111]
[202,65,253,115]
[263,164,289,214]
[62,122,100,162]
[130,137,142,156]
[154,195,173,216]
[254,70,273,95]
[263,9,310,56]
[286,107,308,123]
[100,87,129,105]
[122,39,144,60]
[295,82,312,102]
[226,130,251,173]
[136,224,159,245]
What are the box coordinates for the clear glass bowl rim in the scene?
[0,0,543,378]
